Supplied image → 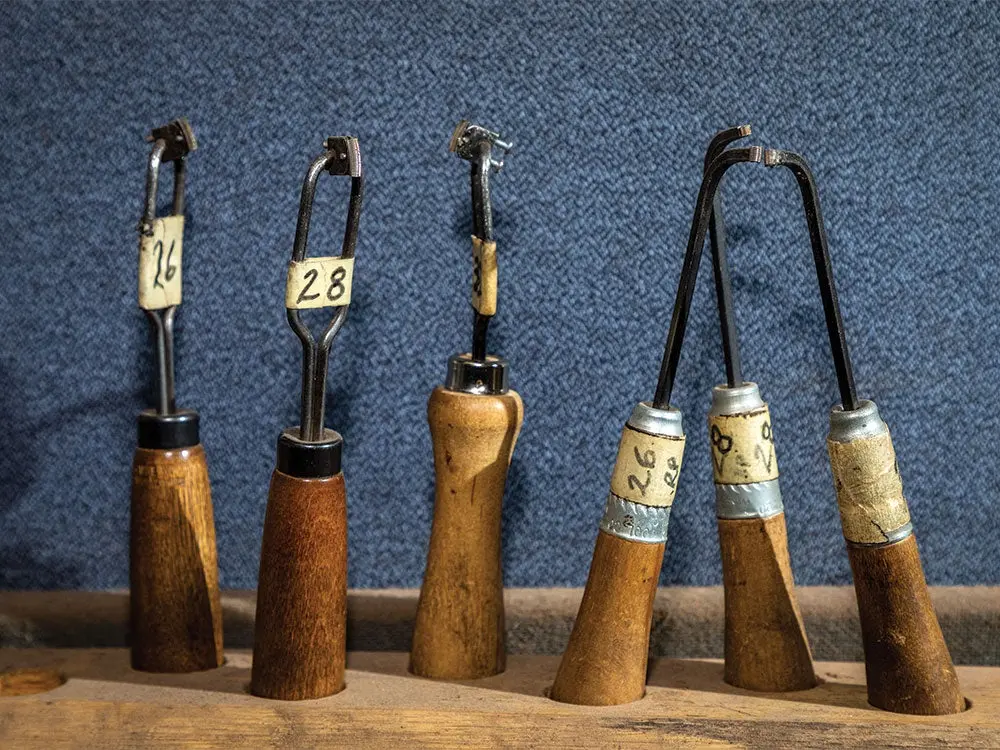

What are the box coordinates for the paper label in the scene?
[708,406,780,485]
[608,425,686,508]
[471,236,497,316]
[828,431,911,544]
[138,215,184,310]
[285,257,354,309]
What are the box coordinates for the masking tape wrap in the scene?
[828,430,912,545]
[608,425,686,509]
[138,215,184,310]
[471,236,497,316]
[285,257,354,309]
[708,405,779,485]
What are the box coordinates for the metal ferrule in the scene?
[828,399,887,443]
[848,521,914,546]
[708,381,764,417]
[715,480,783,520]
[445,353,509,395]
[599,494,671,544]
[626,401,684,437]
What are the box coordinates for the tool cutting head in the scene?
[138,118,196,428]
[764,149,857,411]
[285,137,364,444]
[704,125,753,389]
[449,119,513,363]
[653,145,763,409]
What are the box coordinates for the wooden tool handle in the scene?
[717,514,816,692]
[550,530,664,706]
[130,444,223,673]
[410,387,523,679]
[552,407,684,705]
[251,469,347,700]
[708,395,815,692]
[848,535,963,714]
[829,407,963,714]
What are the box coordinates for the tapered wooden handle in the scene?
[550,530,664,706]
[251,469,347,700]
[410,387,523,680]
[848,535,963,714]
[718,515,816,692]
[829,402,963,714]
[707,392,815,692]
[130,444,223,673]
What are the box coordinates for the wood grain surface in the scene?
[410,387,523,679]
[251,469,347,700]
[130,444,223,673]
[848,534,964,715]
[718,514,816,692]
[551,530,665,706]
[1,650,995,748]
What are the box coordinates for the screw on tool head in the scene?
[139,117,198,416]
[764,149,857,411]
[704,125,754,389]
[449,119,514,172]
[653,145,764,410]
[450,119,513,362]
[287,137,365,442]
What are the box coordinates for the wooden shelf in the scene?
[0,649,997,747]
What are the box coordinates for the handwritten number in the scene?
[152,240,165,288]
[164,240,177,282]
[711,425,733,454]
[472,255,483,295]
[628,471,651,496]
[327,266,347,301]
[296,268,321,304]
[663,456,679,489]
[633,447,656,469]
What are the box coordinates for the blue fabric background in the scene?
[1,1,997,589]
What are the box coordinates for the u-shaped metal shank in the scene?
[653,146,763,410]
[287,142,365,442]
[704,125,753,389]
[764,150,858,411]
[141,139,189,416]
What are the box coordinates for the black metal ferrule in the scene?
[276,427,343,478]
[137,409,200,450]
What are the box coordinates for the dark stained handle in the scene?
[130,444,223,673]
[848,534,964,714]
[251,469,347,700]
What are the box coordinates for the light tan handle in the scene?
[550,530,664,705]
[718,515,816,692]
[251,470,348,700]
[829,412,962,715]
[130,444,223,673]
[410,387,523,679]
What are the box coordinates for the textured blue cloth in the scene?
[1,1,997,589]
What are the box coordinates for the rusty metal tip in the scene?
[763,149,782,167]
[448,120,470,153]
[738,124,752,136]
